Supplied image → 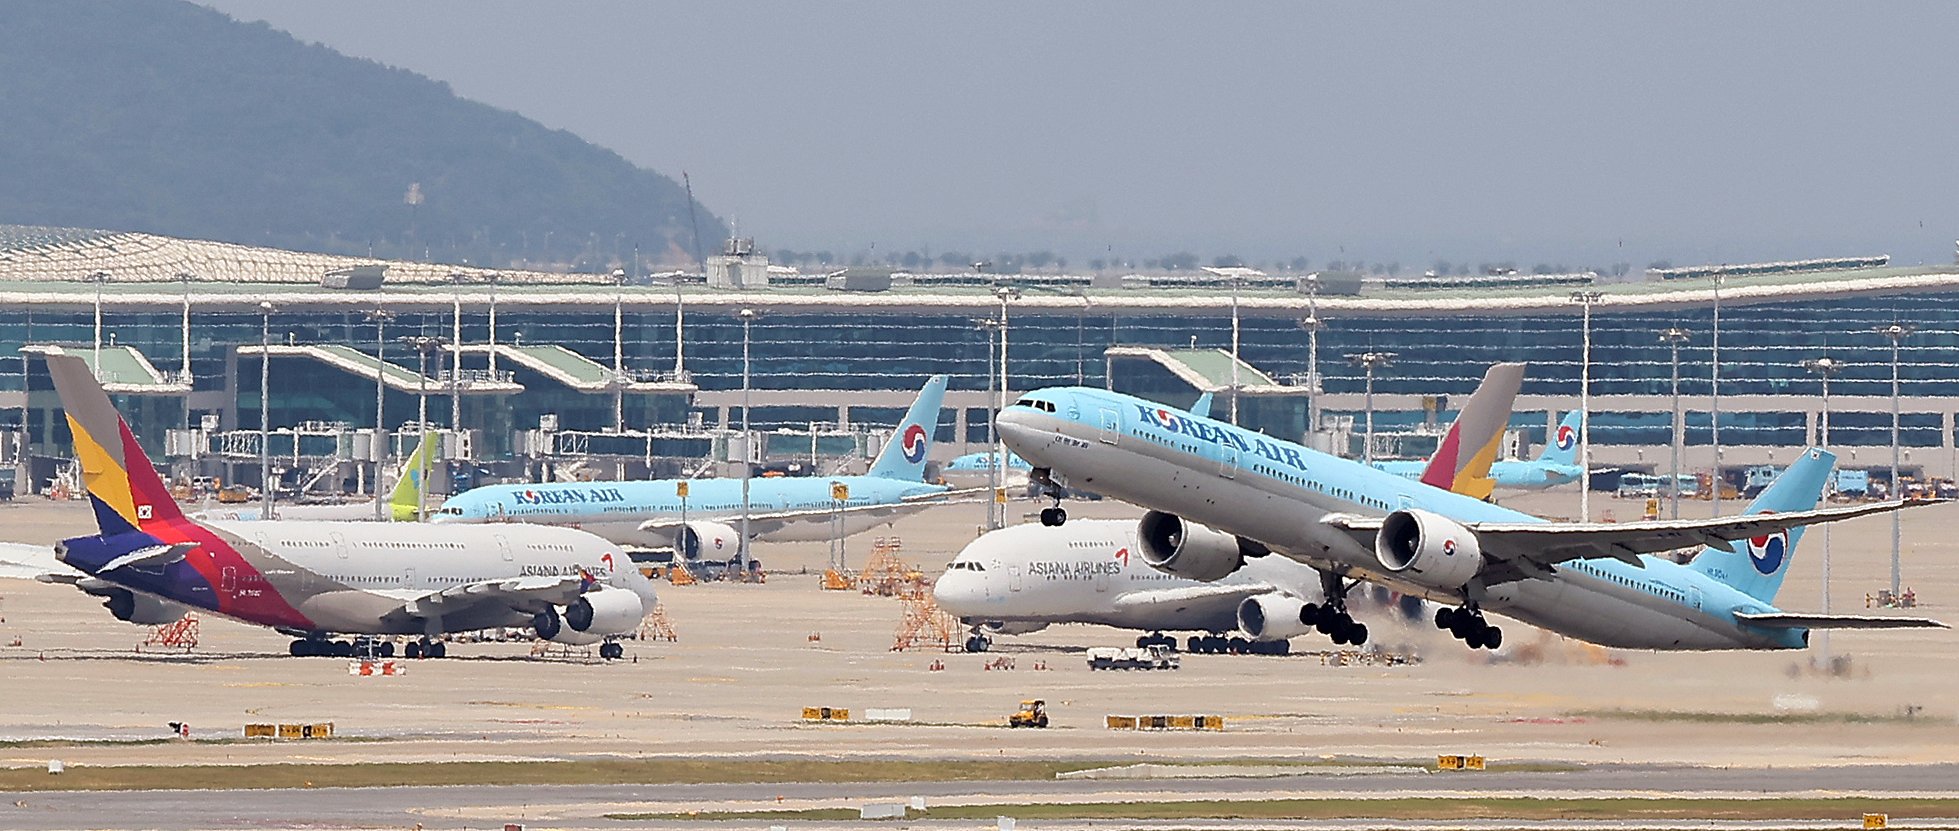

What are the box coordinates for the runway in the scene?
[6,763,1957,831]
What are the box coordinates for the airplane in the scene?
[993,382,1945,652]
[933,518,1326,655]
[1374,411,1584,491]
[37,348,660,660]
[941,449,1033,482]
[193,432,437,521]
[431,375,961,565]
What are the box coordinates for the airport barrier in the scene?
[245,722,334,739]
[863,708,913,722]
[801,707,851,722]
[1105,714,1224,731]
[1865,813,1888,829]
[1437,754,1485,770]
[349,659,406,676]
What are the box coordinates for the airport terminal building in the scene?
[5,225,1959,496]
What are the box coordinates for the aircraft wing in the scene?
[636,498,953,536]
[1110,582,1276,616]
[1323,500,1921,583]
[1735,611,1948,629]
[396,573,589,619]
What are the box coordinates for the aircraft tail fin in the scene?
[386,432,437,521]
[1538,411,1582,465]
[1419,362,1526,500]
[40,349,186,536]
[867,375,949,481]
[1688,447,1835,603]
[1188,391,1214,419]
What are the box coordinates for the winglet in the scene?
[1419,363,1526,500]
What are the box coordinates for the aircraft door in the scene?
[494,533,513,561]
[1098,408,1120,445]
[220,566,237,594]
[401,567,416,591]
[330,531,348,559]
[1009,565,1023,592]
[1688,586,1703,611]
[1219,446,1239,479]
[1095,563,1110,593]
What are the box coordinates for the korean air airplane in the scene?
[432,375,957,565]
[995,383,1944,652]
[36,349,658,660]
[1374,411,1585,491]
[933,519,1326,654]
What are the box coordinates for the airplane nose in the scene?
[932,572,977,613]
[994,408,1038,450]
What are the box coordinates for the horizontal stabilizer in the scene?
[97,542,196,573]
[1736,611,1947,630]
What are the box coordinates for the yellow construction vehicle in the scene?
[1008,699,1049,728]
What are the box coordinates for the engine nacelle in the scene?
[982,621,1049,636]
[533,606,603,645]
[1137,511,1266,583]
[565,589,647,634]
[676,520,740,561]
[102,589,188,626]
[1236,593,1315,641]
[1374,509,1483,592]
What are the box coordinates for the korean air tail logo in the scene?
[1556,424,1576,451]
[901,424,929,464]
[1746,530,1789,575]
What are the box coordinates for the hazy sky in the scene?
[204,2,1959,269]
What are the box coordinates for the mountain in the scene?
[0,0,726,269]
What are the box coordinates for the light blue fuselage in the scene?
[997,387,1809,650]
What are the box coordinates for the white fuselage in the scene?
[933,520,1322,634]
[998,392,1797,651]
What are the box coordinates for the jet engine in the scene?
[101,589,187,625]
[675,521,740,561]
[982,621,1049,636]
[1374,509,1483,592]
[1137,511,1266,583]
[1235,593,1314,641]
[566,589,647,634]
[531,606,603,645]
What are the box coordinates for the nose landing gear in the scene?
[1032,468,1068,527]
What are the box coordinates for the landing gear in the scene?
[1032,468,1068,527]
[404,637,447,659]
[1304,571,1370,646]
[1436,606,1503,650]
[599,641,624,661]
[1135,632,1176,650]
[964,628,994,653]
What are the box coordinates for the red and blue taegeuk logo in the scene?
[901,424,929,463]
[1556,424,1577,451]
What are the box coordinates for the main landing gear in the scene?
[402,637,448,659]
[964,626,994,653]
[1032,468,1068,527]
[1304,571,1370,646]
[288,636,401,658]
[1135,631,1177,650]
[1436,606,1503,650]
[599,641,625,660]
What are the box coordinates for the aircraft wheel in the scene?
[1483,626,1503,650]
[1348,623,1369,646]
[331,640,354,658]
[1434,607,1455,630]
[289,640,308,657]
[600,642,624,660]
[405,641,423,659]
[428,641,447,659]
[1463,627,1486,650]
[1298,603,1320,625]
[379,642,395,658]
[1228,636,1249,654]
[1186,636,1204,653]
[1135,635,1150,649]
[1270,639,1291,656]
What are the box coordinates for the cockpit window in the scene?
[945,561,986,572]
[1011,397,1057,413]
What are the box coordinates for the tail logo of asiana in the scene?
[1556,424,1576,451]
[901,424,929,464]
[1747,529,1789,575]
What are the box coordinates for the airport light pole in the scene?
[257,301,275,519]
[1875,322,1915,597]
[995,287,1021,529]
[976,316,1003,530]
[1660,327,1692,520]
[612,269,627,431]
[1229,273,1241,425]
[1711,275,1724,516]
[1803,355,1843,664]
[1570,290,1603,521]
[89,271,108,381]
[738,308,760,566]
[1301,274,1323,435]
[1346,351,1394,465]
[367,310,394,519]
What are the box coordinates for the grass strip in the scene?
[0,758,1101,792]
[609,797,1959,823]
